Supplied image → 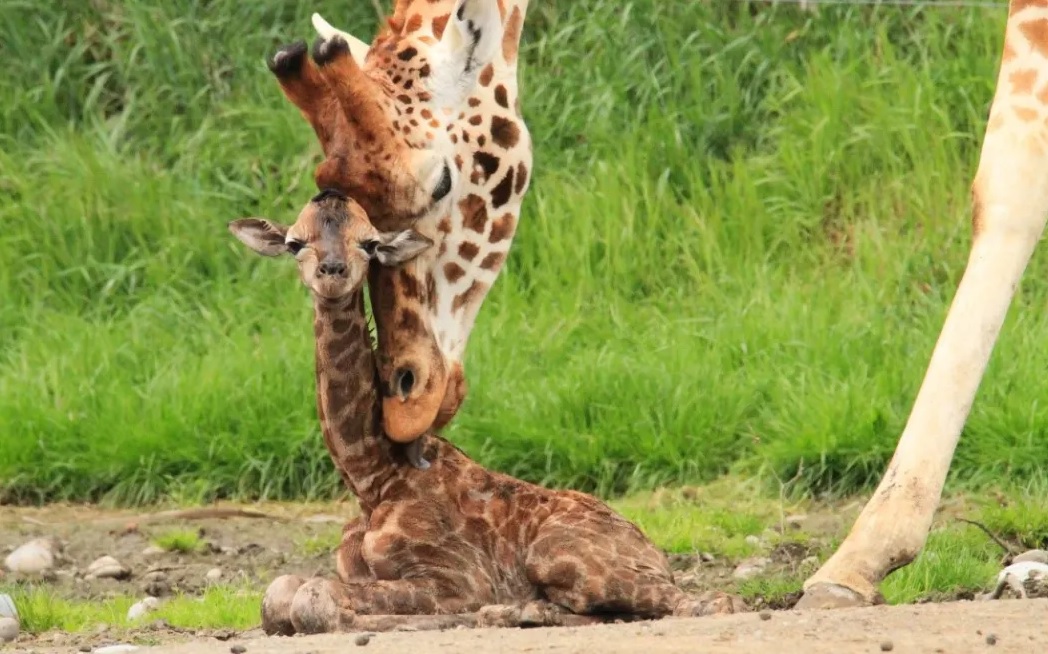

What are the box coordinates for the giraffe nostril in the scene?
[318,260,347,276]
[393,368,415,399]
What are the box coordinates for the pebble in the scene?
[86,556,130,580]
[142,571,170,598]
[79,646,92,652]
[140,546,166,558]
[127,597,160,621]
[0,593,17,619]
[355,633,372,646]
[3,539,55,574]
[699,552,715,563]
[1013,550,1048,565]
[744,535,761,547]
[880,640,893,651]
[206,567,224,582]
[758,610,771,621]
[732,557,771,580]
[0,617,19,643]
[230,645,247,654]
[986,633,998,646]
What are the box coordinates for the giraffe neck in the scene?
[313,291,393,510]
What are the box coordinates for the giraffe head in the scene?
[268,0,531,443]
[267,0,504,231]
[228,189,432,308]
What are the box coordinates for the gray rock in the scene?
[205,567,223,582]
[744,535,761,547]
[86,556,130,580]
[1013,549,1048,565]
[140,546,166,558]
[0,617,19,643]
[0,593,17,620]
[732,557,771,580]
[94,645,141,654]
[127,597,160,621]
[3,539,54,574]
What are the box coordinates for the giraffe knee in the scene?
[261,574,305,636]
[290,578,343,635]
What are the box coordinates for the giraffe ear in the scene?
[431,0,504,104]
[228,218,290,257]
[372,230,434,266]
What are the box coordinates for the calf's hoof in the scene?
[794,582,882,610]
[261,574,305,636]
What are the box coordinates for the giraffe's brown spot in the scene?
[421,108,433,119]
[450,133,458,144]
[392,74,403,85]
[490,167,515,208]
[410,119,419,127]
[1020,19,1048,57]
[397,94,412,104]
[398,46,418,61]
[515,162,529,194]
[502,7,523,64]
[1003,40,1018,63]
[438,217,452,234]
[418,91,432,101]
[463,132,471,144]
[454,154,464,170]
[479,64,494,87]
[397,308,424,334]
[494,84,509,109]
[490,116,520,149]
[406,13,424,34]
[488,213,516,243]
[1015,106,1039,121]
[1012,0,1048,16]
[479,252,505,270]
[452,280,486,312]
[459,194,489,233]
[469,114,484,126]
[432,14,449,39]
[443,262,466,283]
[986,113,1006,132]
[398,268,423,300]
[429,119,440,128]
[403,79,414,90]
[497,0,507,21]
[545,560,580,589]
[473,151,500,181]
[1010,68,1039,95]
[458,241,480,261]
[1038,84,1048,105]
[467,98,482,110]
[419,63,431,77]
[406,106,414,114]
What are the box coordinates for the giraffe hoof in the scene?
[675,591,749,617]
[290,578,343,634]
[261,574,306,636]
[268,41,307,77]
[794,582,883,610]
[312,34,349,67]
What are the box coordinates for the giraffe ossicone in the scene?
[269,0,533,444]
[229,192,747,635]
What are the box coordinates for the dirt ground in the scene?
[2,499,1037,653]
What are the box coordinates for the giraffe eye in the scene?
[360,240,379,256]
[286,240,305,255]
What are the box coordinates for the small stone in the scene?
[86,556,130,580]
[800,556,819,568]
[230,646,247,654]
[127,597,160,621]
[880,641,893,652]
[206,568,223,582]
[4,539,54,574]
[354,633,372,646]
[1013,550,1048,565]
[732,557,771,580]
[0,593,17,619]
[699,552,715,563]
[785,514,807,529]
[141,546,166,558]
[758,610,771,621]
[744,535,761,547]
[986,634,997,645]
[79,646,92,652]
[0,617,19,643]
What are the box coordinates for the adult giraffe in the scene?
[799,0,1048,608]
[268,0,532,448]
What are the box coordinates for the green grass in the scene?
[2,584,261,634]
[2,1,1045,504]
[152,529,206,554]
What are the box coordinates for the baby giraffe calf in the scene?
[229,190,746,635]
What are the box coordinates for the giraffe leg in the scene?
[798,1,1048,609]
[335,517,371,583]
[525,517,746,618]
[288,576,484,635]
[267,40,340,153]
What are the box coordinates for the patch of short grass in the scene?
[0,584,260,635]
[297,527,342,557]
[882,526,1001,604]
[152,529,205,554]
